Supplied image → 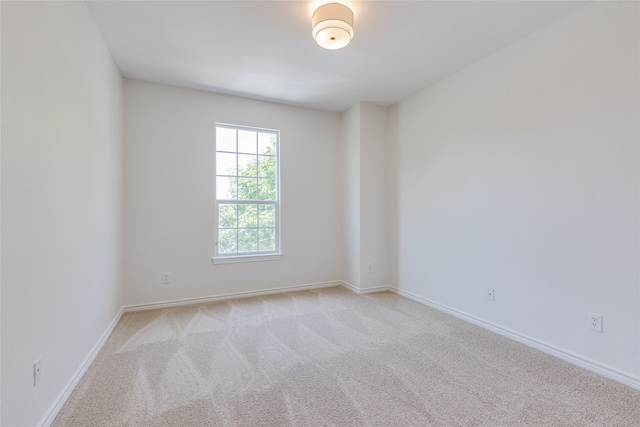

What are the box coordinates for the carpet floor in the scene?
[53,286,640,426]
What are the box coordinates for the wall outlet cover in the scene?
[587,312,602,333]
[486,288,494,301]
[34,359,42,386]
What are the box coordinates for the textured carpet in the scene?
[53,287,640,426]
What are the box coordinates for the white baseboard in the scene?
[39,307,125,427]
[340,281,390,295]
[123,280,344,312]
[389,286,640,391]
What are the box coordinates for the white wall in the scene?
[341,102,389,291]
[123,79,342,305]
[1,2,124,426]
[389,1,639,379]
[341,104,361,288]
[359,103,388,290]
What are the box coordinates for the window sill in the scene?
[212,253,284,265]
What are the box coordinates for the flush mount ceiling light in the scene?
[312,3,354,50]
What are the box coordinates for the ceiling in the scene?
[85,1,588,113]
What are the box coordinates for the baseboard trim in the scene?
[123,281,344,312]
[339,281,390,295]
[39,307,125,427]
[389,286,640,391]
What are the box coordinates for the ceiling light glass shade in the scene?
[312,3,354,50]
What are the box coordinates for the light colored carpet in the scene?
[53,287,640,426]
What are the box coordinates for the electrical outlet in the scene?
[486,288,494,301]
[162,272,170,284]
[588,312,602,332]
[34,359,42,386]
[368,263,372,273]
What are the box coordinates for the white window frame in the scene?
[213,123,282,264]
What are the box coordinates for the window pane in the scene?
[238,229,257,252]
[216,152,236,176]
[238,204,258,228]
[259,204,275,227]
[218,204,237,228]
[258,228,275,252]
[258,132,276,155]
[238,178,257,200]
[215,124,279,258]
[238,130,257,154]
[216,177,237,200]
[258,179,276,200]
[238,154,257,177]
[218,229,237,254]
[217,127,236,152]
[258,155,276,178]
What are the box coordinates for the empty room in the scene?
[2,0,640,426]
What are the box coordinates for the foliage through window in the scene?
[215,124,279,258]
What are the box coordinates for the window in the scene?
[214,124,281,263]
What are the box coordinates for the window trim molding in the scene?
[213,122,281,262]
[212,253,284,265]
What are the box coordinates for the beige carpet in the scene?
[53,287,640,426]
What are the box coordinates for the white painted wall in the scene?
[359,103,388,290]
[389,1,640,379]
[1,2,124,426]
[123,79,342,305]
[341,104,361,288]
[387,107,400,290]
[341,102,389,291]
